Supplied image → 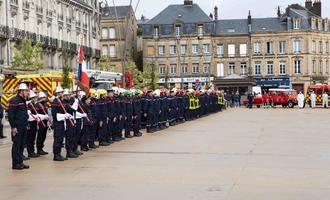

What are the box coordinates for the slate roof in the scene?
[101,6,132,20]
[146,3,211,25]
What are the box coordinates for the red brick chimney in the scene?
[311,0,322,17]
[305,0,313,10]
[214,6,218,20]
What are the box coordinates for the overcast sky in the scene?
[104,0,330,20]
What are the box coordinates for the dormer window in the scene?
[197,25,203,36]
[318,19,323,31]
[311,18,316,30]
[153,26,159,38]
[175,25,181,37]
[293,18,300,29]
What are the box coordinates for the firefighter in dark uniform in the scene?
[97,89,110,146]
[106,89,115,144]
[118,90,126,140]
[124,90,133,138]
[88,89,99,149]
[153,90,161,132]
[8,83,30,170]
[62,89,79,158]
[183,91,190,121]
[132,90,143,137]
[168,90,177,126]
[112,90,121,141]
[35,91,49,155]
[159,90,168,129]
[26,91,40,158]
[176,90,185,123]
[72,88,84,156]
[144,90,154,133]
[79,92,92,151]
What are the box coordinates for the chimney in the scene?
[312,0,322,17]
[277,6,281,17]
[184,0,193,5]
[214,6,218,20]
[248,10,252,25]
[305,0,313,10]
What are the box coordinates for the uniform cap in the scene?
[29,91,37,99]
[18,83,28,90]
[55,86,64,94]
[63,88,71,95]
[38,91,47,98]
[72,85,80,92]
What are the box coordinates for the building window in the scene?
[203,63,210,74]
[326,60,329,74]
[181,45,187,55]
[240,62,247,76]
[181,64,188,74]
[293,18,300,29]
[192,64,199,74]
[102,28,108,39]
[229,63,235,75]
[267,61,274,75]
[170,65,177,75]
[312,41,316,53]
[217,44,224,57]
[203,44,210,54]
[319,60,323,74]
[197,25,203,36]
[279,61,286,75]
[192,44,198,54]
[319,41,323,54]
[154,26,159,38]
[170,45,176,55]
[109,28,116,39]
[109,45,116,58]
[158,45,165,56]
[228,44,235,57]
[312,60,316,73]
[254,42,261,54]
[159,65,166,75]
[240,44,247,56]
[267,42,273,54]
[279,41,286,54]
[254,61,261,75]
[175,25,181,37]
[326,42,329,53]
[294,60,301,74]
[102,45,108,56]
[294,40,301,53]
[147,46,155,56]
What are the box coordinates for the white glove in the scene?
[71,99,79,111]
[75,112,84,119]
[82,113,87,118]
[65,113,73,119]
[37,114,48,121]
[56,113,66,121]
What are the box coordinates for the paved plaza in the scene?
[1,108,330,200]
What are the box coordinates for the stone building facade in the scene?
[0,0,100,71]
[100,5,137,73]
[142,0,330,92]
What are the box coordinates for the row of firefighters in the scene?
[7,83,225,169]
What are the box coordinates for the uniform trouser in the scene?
[133,115,141,134]
[27,121,38,154]
[98,120,108,143]
[125,115,132,135]
[112,117,120,139]
[0,120,4,137]
[106,118,113,141]
[12,125,27,166]
[81,124,90,148]
[36,120,48,150]
[89,122,97,146]
[159,110,167,126]
[74,119,83,150]
[146,111,154,131]
[65,121,75,152]
[153,112,159,129]
[53,122,65,155]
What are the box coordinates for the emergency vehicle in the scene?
[1,71,74,111]
[87,70,122,88]
[268,88,297,108]
[305,84,330,106]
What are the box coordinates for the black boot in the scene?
[74,150,83,156]
[66,151,79,158]
[99,141,110,146]
[53,154,66,161]
[37,149,49,155]
[22,155,30,161]
[28,152,40,158]
[125,133,133,138]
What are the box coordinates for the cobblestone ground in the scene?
[1,108,330,200]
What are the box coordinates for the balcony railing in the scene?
[36,6,43,15]
[10,0,18,6]
[0,25,9,39]
[22,1,30,10]
[58,14,63,21]
[46,10,53,18]
[83,23,87,29]
[95,49,101,59]
[66,17,72,24]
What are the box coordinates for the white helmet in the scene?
[38,91,47,98]
[79,91,86,98]
[55,86,64,94]
[63,88,71,95]
[72,85,80,92]
[18,83,28,90]
[29,91,37,99]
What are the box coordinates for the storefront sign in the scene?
[255,77,290,88]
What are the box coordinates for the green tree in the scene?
[97,56,116,71]
[141,61,159,90]
[125,60,144,89]
[61,48,72,89]
[11,39,44,71]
